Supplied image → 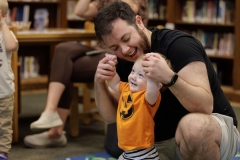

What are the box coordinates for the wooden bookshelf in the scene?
[166,0,240,102]
[21,75,48,91]
[8,0,240,103]
[15,28,96,92]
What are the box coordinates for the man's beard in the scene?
[138,28,151,53]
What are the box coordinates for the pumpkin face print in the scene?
[120,94,134,119]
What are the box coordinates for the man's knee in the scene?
[176,113,221,160]
[176,113,216,141]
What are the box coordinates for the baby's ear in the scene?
[159,83,163,89]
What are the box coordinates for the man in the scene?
[94,1,240,160]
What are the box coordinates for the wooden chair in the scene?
[9,26,19,143]
[69,83,103,137]
[69,21,103,137]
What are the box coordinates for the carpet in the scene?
[61,150,240,160]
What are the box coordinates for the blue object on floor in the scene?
[60,151,116,160]
[233,145,240,160]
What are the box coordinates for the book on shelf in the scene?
[10,7,17,22]
[19,56,40,79]
[217,0,226,24]
[224,0,234,24]
[23,5,30,23]
[158,2,166,20]
[218,33,234,56]
[217,0,234,24]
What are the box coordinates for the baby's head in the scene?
[128,55,147,92]
[0,0,8,16]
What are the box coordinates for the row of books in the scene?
[7,5,30,24]
[19,56,40,79]
[182,0,234,24]
[148,0,166,20]
[183,30,234,56]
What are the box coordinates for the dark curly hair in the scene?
[94,1,137,43]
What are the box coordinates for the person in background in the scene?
[94,1,240,159]
[106,53,171,160]
[24,0,148,149]
[0,0,19,159]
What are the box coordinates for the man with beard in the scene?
[94,1,240,160]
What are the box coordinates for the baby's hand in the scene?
[105,53,117,67]
[144,52,161,60]
[0,10,6,26]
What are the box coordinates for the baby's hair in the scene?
[0,0,8,15]
[135,54,145,64]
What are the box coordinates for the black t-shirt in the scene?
[116,28,237,142]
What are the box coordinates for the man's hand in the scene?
[95,54,118,83]
[143,52,174,85]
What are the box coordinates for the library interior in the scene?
[5,0,240,159]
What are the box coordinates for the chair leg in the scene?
[69,87,79,137]
[82,85,92,125]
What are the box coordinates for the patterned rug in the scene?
[61,150,240,160]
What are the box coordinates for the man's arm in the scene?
[143,53,213,114]
[169,61,213,114]
[94,56,119,123]
[106,53,120,93]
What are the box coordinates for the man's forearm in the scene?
[169,76,213,114]
[94,81,118,124]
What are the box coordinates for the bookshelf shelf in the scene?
[21,75,48,91]
[21,75,48,85]
[174,20,235,28]
[208,54,234,60]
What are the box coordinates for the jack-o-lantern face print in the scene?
[120,94,134,119]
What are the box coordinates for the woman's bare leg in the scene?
[44,82,65,113]
[48,108,69,138]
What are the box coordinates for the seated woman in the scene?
[24,0,149,151]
